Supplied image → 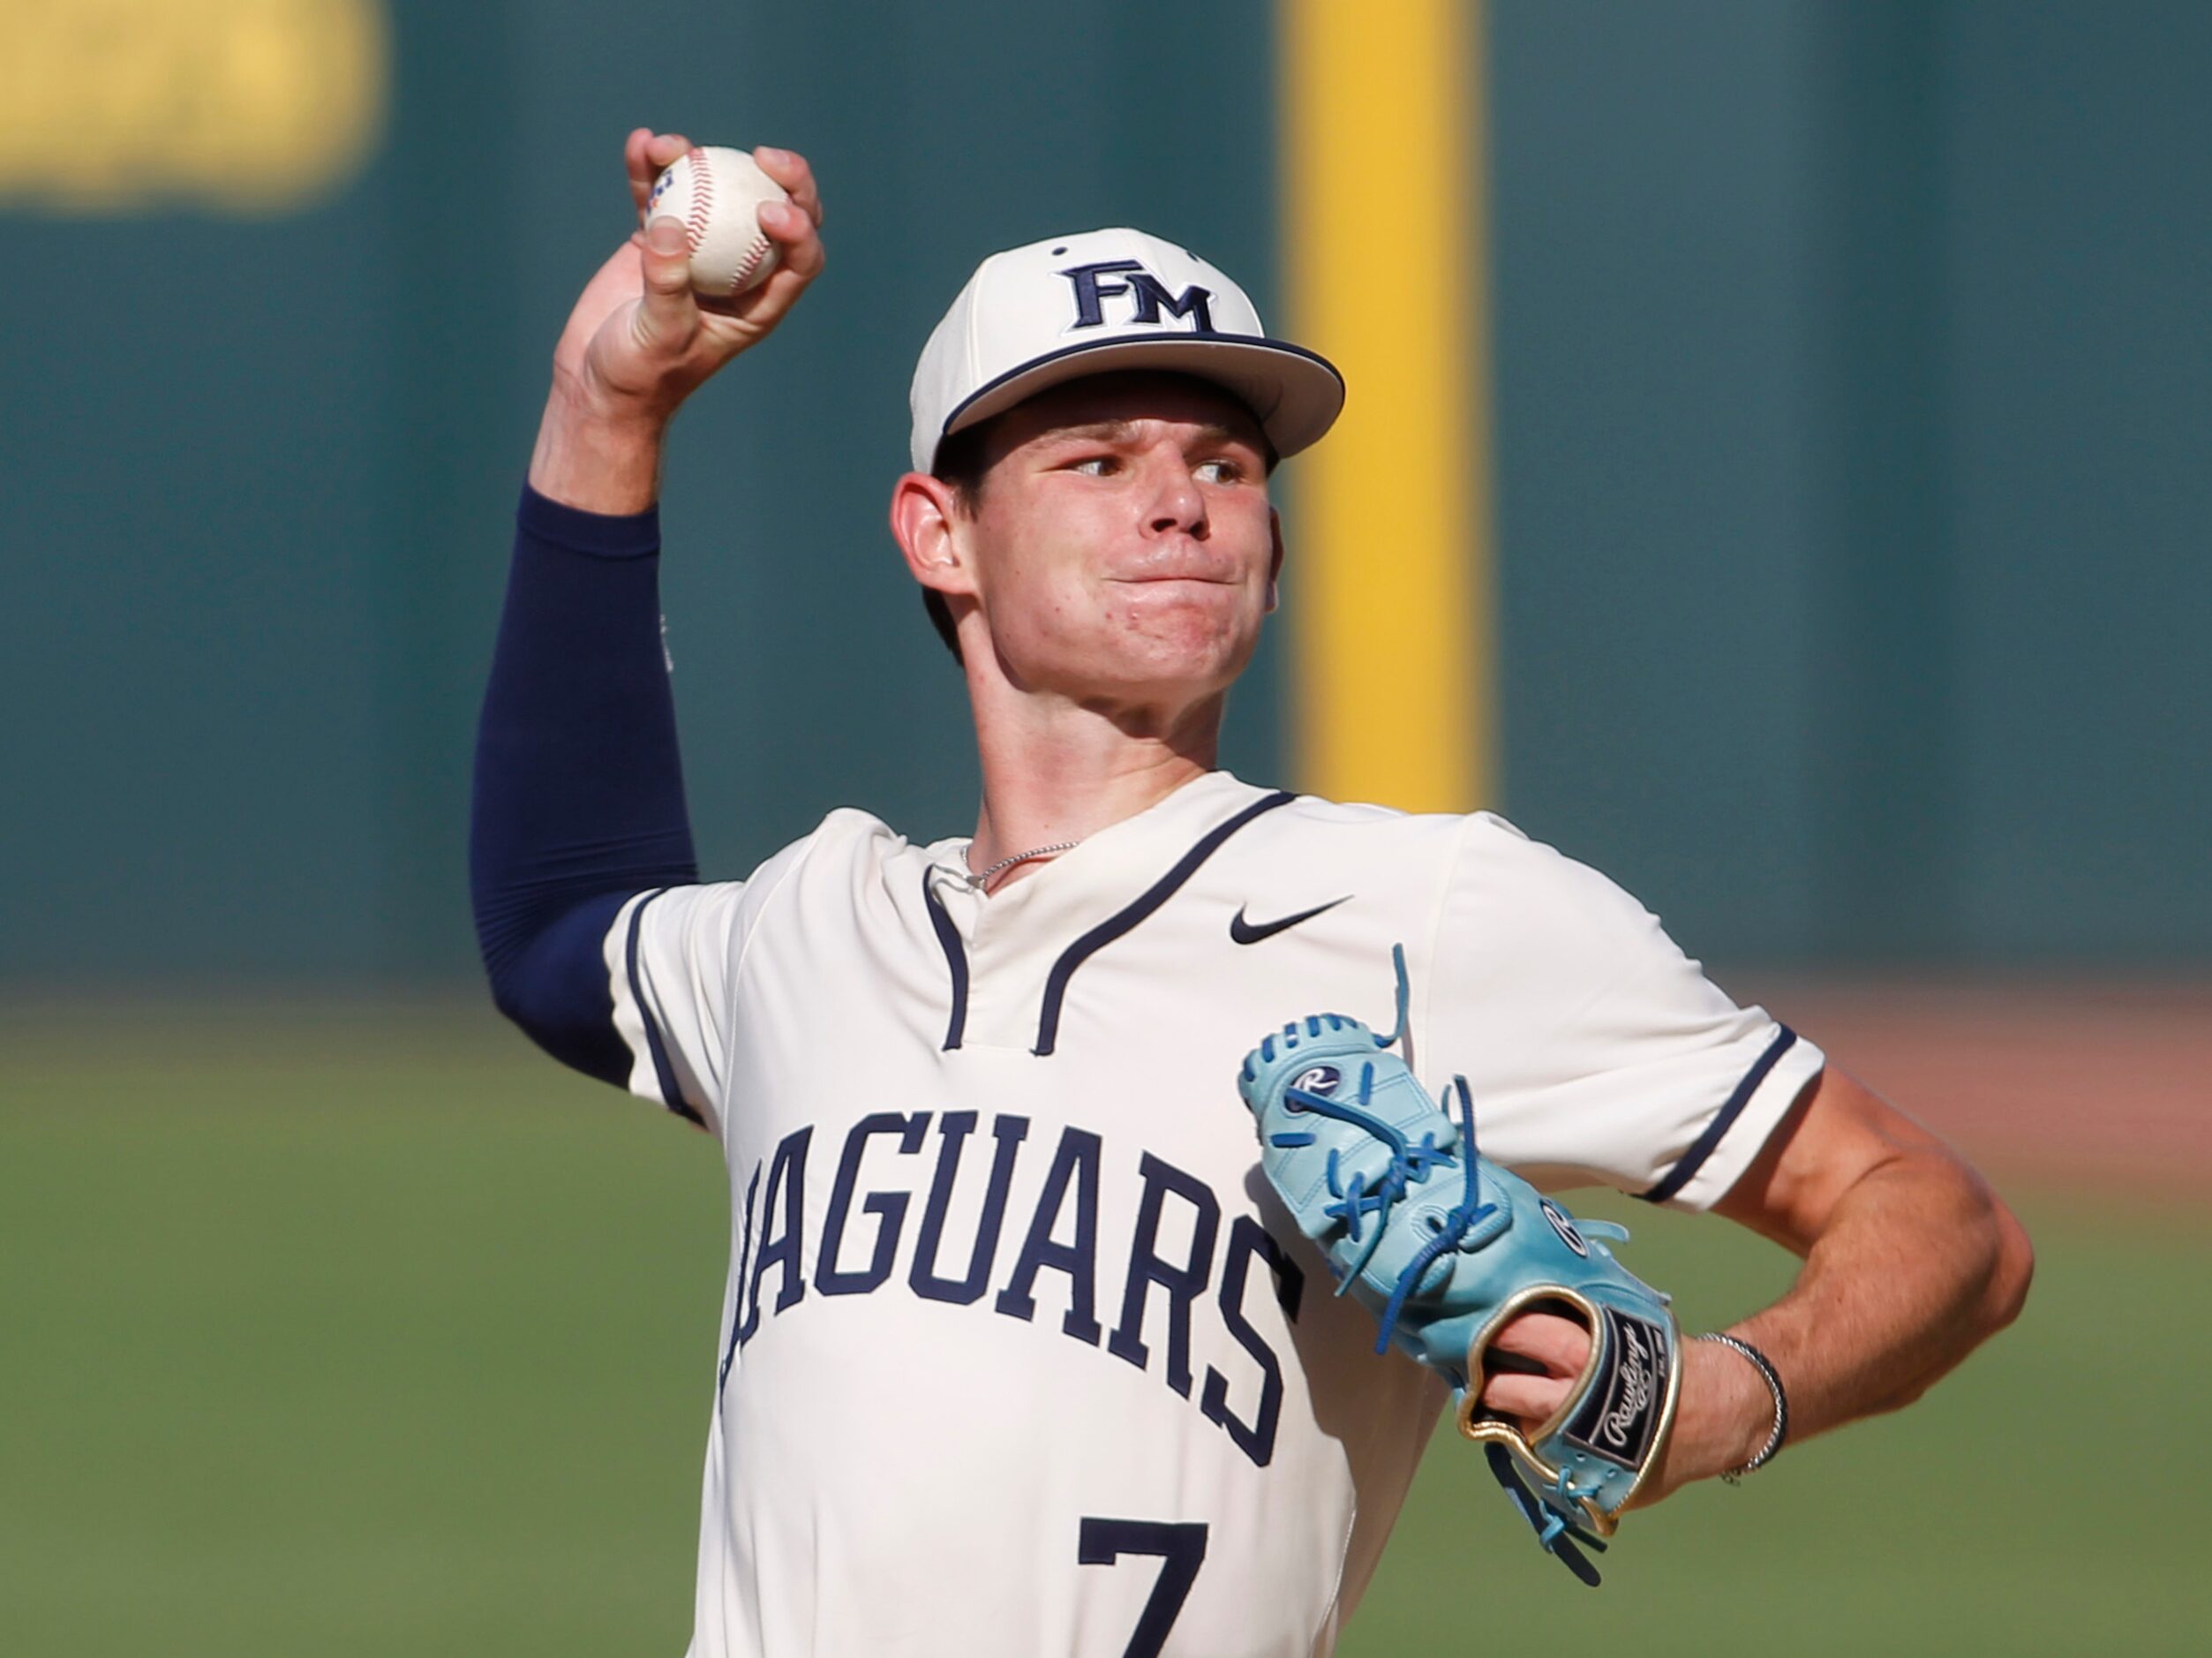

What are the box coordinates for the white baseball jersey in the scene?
[601,771,1824,1657]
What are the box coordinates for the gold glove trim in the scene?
[1453,1283,1685,1539]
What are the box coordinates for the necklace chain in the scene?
[964,838,1083,888]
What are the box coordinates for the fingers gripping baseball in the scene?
[633,215,703,353]
[624,126,684,219]
[553,131,824,421]
[716,146,826,330]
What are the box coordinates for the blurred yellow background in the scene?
[0,0,386,213]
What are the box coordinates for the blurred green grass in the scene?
[3,1001,2207,1655]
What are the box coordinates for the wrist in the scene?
[528,380,670,516]
[1694,1332,1790,1481]
[1649,1334,1772,1497]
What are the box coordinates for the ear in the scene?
[1265,508,1285,613]
[889,472,978,597]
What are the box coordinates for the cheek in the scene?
[978,558,1100,669]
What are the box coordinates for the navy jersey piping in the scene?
[625,887,706,1127]
[922,870,970,1051]
[1033,789,1297,1056]
[1637,1025,1800,1204]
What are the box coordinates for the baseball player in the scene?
[471,131,2032,1656]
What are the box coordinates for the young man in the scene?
[472,132,2031,1657]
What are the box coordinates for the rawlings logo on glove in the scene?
[1236,973,1682,1586]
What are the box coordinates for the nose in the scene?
[1145,460,1209,540]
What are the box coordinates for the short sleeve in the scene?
[1424,814,1826,1210]
[601,833,819,1138]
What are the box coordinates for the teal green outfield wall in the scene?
[3,0,2205,982]
[1490,0,2212,964]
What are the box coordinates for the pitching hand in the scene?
[551,129,825,421]
[532,131,825,509]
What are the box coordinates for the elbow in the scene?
[483,947,556,1048]
[474,893,638,1089]
[486,959,632,1087]
[1913,1144,2034,1341]
[1981,1194,2035,1334]
[1865,1178,2033,1419]
[478,922,532,1029]
[485,961,532,1032]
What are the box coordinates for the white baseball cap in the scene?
[907,227,1345,473]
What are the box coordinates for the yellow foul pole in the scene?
[1281,0,1493,812]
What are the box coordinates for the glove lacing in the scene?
[1256,946,1642,1588]
[1273,1065,1615,1582]
[1267,1056,1503,1357]
[1484,1444,1610,1586]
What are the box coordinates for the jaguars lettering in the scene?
[718,1112,1305,1468]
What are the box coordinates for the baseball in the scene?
[646,145,788,298]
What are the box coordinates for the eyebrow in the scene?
[1040,418,1260,449]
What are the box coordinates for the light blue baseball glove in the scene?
[1237,992,1682,1586]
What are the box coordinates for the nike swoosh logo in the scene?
[1230,897,1351,945]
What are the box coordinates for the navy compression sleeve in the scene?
[470,485,700,1083]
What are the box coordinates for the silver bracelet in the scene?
[1695,1332,1788,1483]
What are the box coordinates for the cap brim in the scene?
[934,334,1344,469]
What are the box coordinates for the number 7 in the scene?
[1078,1517,1210,1658]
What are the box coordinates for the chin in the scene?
[1092,631,1254,705]
[1117,592,1259,664]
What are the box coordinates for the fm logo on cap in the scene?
[1060,260,1216,333]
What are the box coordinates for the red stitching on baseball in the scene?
[683,146,711,259]
[671,147,772,295]
[732,233,770,288]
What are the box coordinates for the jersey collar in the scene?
[920,771,1293,1053]
[923,770,1275,906]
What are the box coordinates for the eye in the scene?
[1066,455,1119,477]
[1195,458,1245,485]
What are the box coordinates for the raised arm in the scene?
[470,130,825,1079]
